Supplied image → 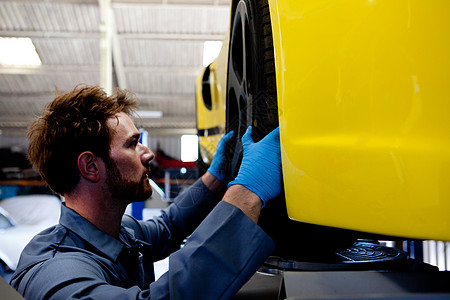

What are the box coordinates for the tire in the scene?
[226,0,359,264]
[226,0,278,178]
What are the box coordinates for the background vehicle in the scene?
[0,195,61,279]
[196,47,229,175]
[197,0,450,265]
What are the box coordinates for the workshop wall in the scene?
[148,135,182,160]
[0,134,184,161]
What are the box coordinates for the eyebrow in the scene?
[126,132,141,145]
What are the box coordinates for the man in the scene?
[10,85,282,299]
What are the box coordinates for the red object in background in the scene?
[154,149,197,169]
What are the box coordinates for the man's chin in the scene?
[144,187,153,199]
[135,185,152,202]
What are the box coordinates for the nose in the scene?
[139,143,154,166]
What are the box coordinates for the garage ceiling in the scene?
[0,0,230,137]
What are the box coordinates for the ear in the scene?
[78,151,101,183]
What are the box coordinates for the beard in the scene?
[104,157,152,203]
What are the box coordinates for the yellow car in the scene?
[197,0,450,259]
[195,60,226,174]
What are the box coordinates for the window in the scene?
[181,135,198,162]
[203,41,222,67]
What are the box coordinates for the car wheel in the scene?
[226,0,278,178]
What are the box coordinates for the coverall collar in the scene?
[59,204,134,262]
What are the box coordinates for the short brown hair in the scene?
[28,85,138,195]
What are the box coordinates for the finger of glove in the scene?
[266,127,280,144]
[223,130,234,143]
[216,131,230,153]
[242,127,281,165]
[245,140,282,198]
[208,131,235,182]
[241,126,254,148]
[259,127,280,153]
[214,130,234,160]
[229,127,282,202]
[218,130,234,149]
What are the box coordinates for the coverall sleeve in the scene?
[125,177,276,299]
[153,201,275,300]
[134,177,276,299]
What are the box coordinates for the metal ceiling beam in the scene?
[98,0,128,91]
[7,0,228,5]
[112,0,229,5]
[122,66,202,74]
[0,65,201,75]
[99,0,113,94]
[119,33,224,41]
[0,30,224,41]
[0,31,100,39]
[0,93,194,102]
[6,0,97,3]
[0,127,28,137]
[130,95,195,102]
[111,16,127,89]
[0,65,99,74]
[0,121,31,128]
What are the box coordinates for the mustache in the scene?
[144,162,152,177]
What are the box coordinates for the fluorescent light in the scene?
[136,110,163,118]
[203,41,222,67]
[0,37,42,66]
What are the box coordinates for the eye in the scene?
[129,139,139,148]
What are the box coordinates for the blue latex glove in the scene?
[228,126,282,207]
[207,130,234,183]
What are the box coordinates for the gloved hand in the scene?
[207,130,234,183]
[228,126,282,207]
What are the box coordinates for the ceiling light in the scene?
[136,110,163,118]
[203,41,222,67]
[0,37,42,66]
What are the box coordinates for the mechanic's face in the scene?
[105,112,154,202]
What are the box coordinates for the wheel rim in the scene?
[227,1,254,177]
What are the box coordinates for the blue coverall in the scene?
[10,179,275,299]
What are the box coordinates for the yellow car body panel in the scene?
[196,62,226,132]
[268,0,450,241]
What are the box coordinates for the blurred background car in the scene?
[0,195,61,281]
[196,59,227,175]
